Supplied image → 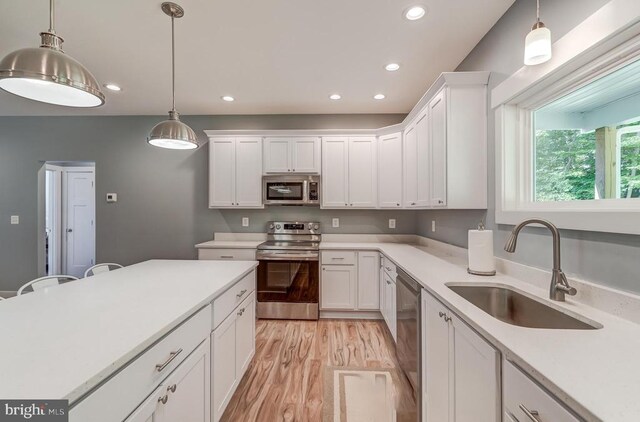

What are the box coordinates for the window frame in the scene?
[493,0,640,234]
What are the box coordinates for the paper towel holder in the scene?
[467,219,496,276]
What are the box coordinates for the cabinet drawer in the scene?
[198,248,256,261]
[503,360,580,422]
[70,305,212,422]
[381,255,397,279]
[212,271,256,329]
[321,250,356,265]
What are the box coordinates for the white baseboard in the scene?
[320,310,383,320]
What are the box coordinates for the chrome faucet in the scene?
[504,219,577,301]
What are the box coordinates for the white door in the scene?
[415,110,431,207]
[320,265,356,310]
[291,137,320,173]
[63,170,95,278]
[348,137,377,208]
[452,314,500,422]
[155,339,211,422]
[235,137,263,207]
[211,313,237,422]
[430,90,447,207]
[403,123,418,207]
[209,138,236,207]
[357,251,380,310]
[423,291,451,422]
[263,137,291,173]
[235,292,256,377]
[378,133,403,208]
[321,137,349,208]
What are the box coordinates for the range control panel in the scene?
[268,221,321,234]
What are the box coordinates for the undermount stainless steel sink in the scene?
[447,284,602,330]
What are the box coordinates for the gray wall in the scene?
[416,0,640,294]
[0,114,406,291]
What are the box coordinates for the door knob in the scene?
[67,228,73,233]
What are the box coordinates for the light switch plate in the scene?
[10,215,19,225]
[332,218,340,228]
[431,220,436,232]
[389,219,396,229]
[242,217,249,227]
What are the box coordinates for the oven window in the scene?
[265,182,304,201]
[257,261,319,302]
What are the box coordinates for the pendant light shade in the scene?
[0,1,104,107]
[147,2,200,150]
[524,0,552,66]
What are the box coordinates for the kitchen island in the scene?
[0,259,258,422]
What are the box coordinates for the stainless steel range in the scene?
[256,221,320,320]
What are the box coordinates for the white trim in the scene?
[319,310,383,320]
[493,1,640,235]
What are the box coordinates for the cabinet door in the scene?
[291,137,321,173]
[235,137,263,207]
[211,313,237,421]
[415,110,431,207]
[403,123,418,207]
[321,137,349,208]
[379,256,385,314]
[125,385,164,422]
[320,265,356,310]
[348,137,377,208]
[452,314,499,422]
[263,137,291,173]
[155,339,210,422]
[429,90,447,207]
[385,278,397,341]
[235,292,256,378]
[357,251,380,310]
[423,292,451,422]
[209,138,236,207]
[378,133,403,208]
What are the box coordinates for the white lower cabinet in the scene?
[503,360,580,422]
[321,264,356,310]
[357,251,380,310]
[320,250,380,312]
[126,338,211,422]
[380,267,396,341]
[422,290,500,422]
[211,292,256,422]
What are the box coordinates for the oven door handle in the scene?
[257,251,319,261]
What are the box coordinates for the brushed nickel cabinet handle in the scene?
[158,394,168,404]
[167,384,177,393]
[332,257,345,260]
[237,307,245,316]
[439,311,446,318]
[220,255,234,259]
[236,289,247,298]
[519,404,540,421]
[444,315,452,323]
[155,348,183,372]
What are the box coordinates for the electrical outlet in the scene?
[242,217,249,227]
[431,220,436,232]
[332,218,340,228]
[10,215,19,225]
[106,193,117,203]
[389,219,396,229]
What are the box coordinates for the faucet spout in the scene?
[503,219,577,301]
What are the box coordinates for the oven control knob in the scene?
[275,224,282,230]
[313,224,319,230]
[269,223,275,230]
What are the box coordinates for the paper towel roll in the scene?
[468,229,496,275]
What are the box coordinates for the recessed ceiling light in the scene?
[104,83,122,92]
[329,94,341,100]
[221,96,235,102]
[374,94,386,100]
[404,6,426,21]
[385,63,400,72]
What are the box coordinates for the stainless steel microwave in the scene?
[263,175,320,205]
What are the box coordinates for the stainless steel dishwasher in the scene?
[396,267,421,420]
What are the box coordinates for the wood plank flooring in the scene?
[221,319,416,422]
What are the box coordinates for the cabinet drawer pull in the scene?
[444,315,452,322]
[236,289,248,299]
[155,348,183,372]
[167,384,177,393]
[332,257,345,260]
[220,255,234,259]
[158,394,169,405]
[518,404,540,421]
[237,307,245,316]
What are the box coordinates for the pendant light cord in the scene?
[171,14,176,113]
[536,0,540,23]
[49,0,56,33]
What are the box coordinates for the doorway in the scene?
[43,162,96,278]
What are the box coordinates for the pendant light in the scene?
[524,0,552,66]
[0,0,105,107]
[147,2,199,150]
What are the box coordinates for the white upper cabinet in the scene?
[403,111,430,208]
[209,137,263,209]
[378,132,403,208]
[263,137,321,174]
[429,89,447,207]
[322,136,377,208]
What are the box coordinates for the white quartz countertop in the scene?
[0,259,257,404]
[321,242,640,422]
[195,240,263,249]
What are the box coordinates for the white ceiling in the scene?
[0,0,514,116]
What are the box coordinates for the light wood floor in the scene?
[221,319,416,422]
